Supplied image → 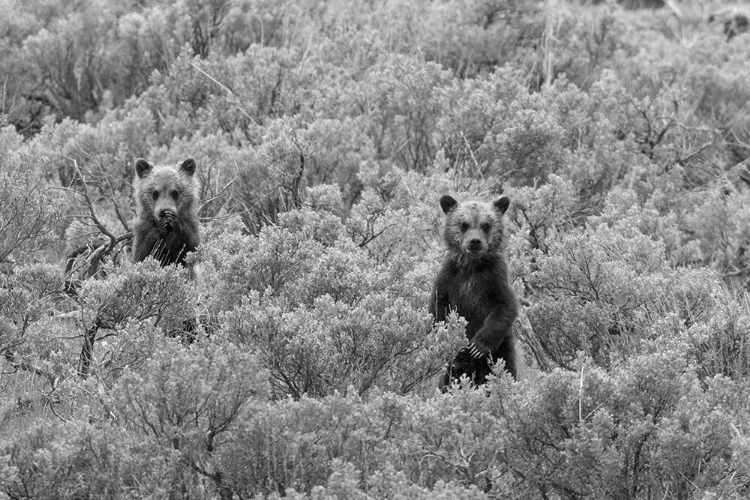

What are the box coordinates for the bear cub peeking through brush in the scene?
[430,194,519,388]
[132,158,201,267]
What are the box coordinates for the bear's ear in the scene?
[135,158,153,179]
[180,158,197,176]
[494,196,510,215]
[440,195,458,214]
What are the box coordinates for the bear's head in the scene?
[134,158,199,229]
[440,194,510,266]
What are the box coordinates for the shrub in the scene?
[527,224,720,369]
[0,164,64,263]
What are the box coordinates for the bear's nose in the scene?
[469,238,482,249]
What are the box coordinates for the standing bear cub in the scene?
[430,194,519,388]
[132,158,201,267]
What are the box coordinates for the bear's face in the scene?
[440,194,510,264]
[134,158,198,226]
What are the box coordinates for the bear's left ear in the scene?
[180,158,197,176]
[440,195,458,214]
[494,196,510,215]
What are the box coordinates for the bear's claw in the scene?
[468,341,488,359]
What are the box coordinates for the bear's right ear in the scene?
[440,195,458,214]
[494,196,511,215]
[135,158,153,179]
[180,158,197,176]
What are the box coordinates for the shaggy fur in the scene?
[430,194,519,388]
[132,158,201,267]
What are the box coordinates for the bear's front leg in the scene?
[467,304,518,359]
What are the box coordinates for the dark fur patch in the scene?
[445,347,493,387]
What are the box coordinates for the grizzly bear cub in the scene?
[430,194,519,388]
[132,158,201,267]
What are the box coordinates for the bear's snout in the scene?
[464,229,486,253]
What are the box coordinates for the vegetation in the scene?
[3,0,750,497]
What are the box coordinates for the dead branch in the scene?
[3,349,61,390]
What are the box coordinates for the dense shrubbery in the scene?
[4,0,750,497]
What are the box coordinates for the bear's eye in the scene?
[170,189,179,200]
[152,190,159,200]
[460,222,470,232]
[481,223,490,232]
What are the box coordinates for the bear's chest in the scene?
[455,275,479,299]
[448,274,491,315]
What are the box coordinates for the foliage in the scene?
[526,222,720,369]
[5,0,750,498]
[0,158,64,263]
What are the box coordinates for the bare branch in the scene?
[190,62,258,126]
[3,349,59,390]
[72,160,119,250]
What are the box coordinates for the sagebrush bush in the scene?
[527,222,721,369]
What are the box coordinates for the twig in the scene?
[190,62,258,126]
[461,132,484,181]
[69,160,119,251]
[92,157,131,232]
[579,363,584,423]
[3,349,59,390]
